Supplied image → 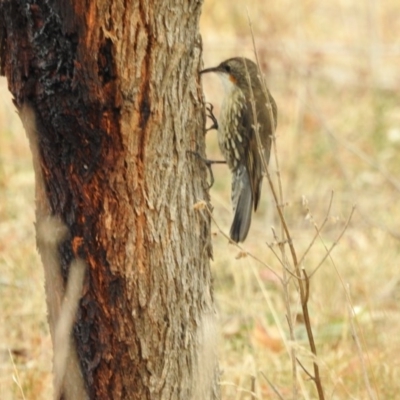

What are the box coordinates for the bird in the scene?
[200,57,278,242]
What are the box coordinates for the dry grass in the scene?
[201,0,400,398]
[1,0,400,398]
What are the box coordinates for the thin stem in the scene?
[260,372,285,400]
[298,191,334,266]
[247,12,325,400]
[203,204,283,284]
[309,206,356,279]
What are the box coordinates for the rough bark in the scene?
[0,1,218,399]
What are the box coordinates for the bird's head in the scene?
[200,57,260,92]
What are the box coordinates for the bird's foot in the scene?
[205,102,218,133]
[187,149,226,188]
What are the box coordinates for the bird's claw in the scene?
[187,149,226,189]
[205,102,218,132]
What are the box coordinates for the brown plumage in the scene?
[201,57,278,242]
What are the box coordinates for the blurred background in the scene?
[1,0,400,398]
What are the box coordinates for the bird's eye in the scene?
[224,64,231,73]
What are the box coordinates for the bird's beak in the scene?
[200,66,220,75]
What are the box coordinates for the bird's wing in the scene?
[227,90,277,241]
[238,91,276,211]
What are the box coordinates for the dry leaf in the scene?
[235,250,248,259]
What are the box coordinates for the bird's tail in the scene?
[229,166,253,242]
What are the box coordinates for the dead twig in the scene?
[309,205,356,279]
[260,372,285,400]
[247,12,324,399]
[298,191,335,266]
[296,357,315,382]
[302,268,310,306]
[203,205,283,284]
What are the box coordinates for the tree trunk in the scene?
[0,1,218,399]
